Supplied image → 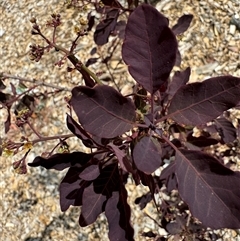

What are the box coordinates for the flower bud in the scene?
[30,17,37,23]
[31,29,39,35]
[13,160,21,169]
[79,17,88,26]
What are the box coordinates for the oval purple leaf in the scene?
[215,117,237,143]
[105,189,134,241]
[94,9,119,45]
[172,14,193,35]
[168,76,240,126]
[133,136,162,174]
[28,152,92,171]
[122,4,177,94]
[70,85,136,138]
[175,149,240,229]
[79,164,100,181]
[60,167,87,211]
[167,67,190,98]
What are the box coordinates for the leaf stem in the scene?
[67,54,103,85]
[27,119,75,146]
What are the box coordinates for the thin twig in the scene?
[6,85,38,106]
[5,133,75,150]
[36,29,103,85]
[144,211,162,227]
[70,32,82,53]
[47,137,70,157]
[1,73,72,91]
[26,119,43,139]
[32,133,75,144]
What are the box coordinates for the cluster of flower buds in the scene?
[30,17,41,35]
[46,13,61,28]
[58,141,70,153]
[54,56,67,67]
[13,157,28,174]
[74,26,87,35]
[29,44,44,62]
[1,139,28,174]
[15,107,33,127]
[12,159,27,174]
[2,140,14,157]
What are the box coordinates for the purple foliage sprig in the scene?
[3,1,240,240]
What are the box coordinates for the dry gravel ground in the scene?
[1,0,240,240]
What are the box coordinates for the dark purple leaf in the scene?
[172,14,193,35]
[215,117,237,143]
[186,134,218,147]
[141,231,157,238]
[133,136,162,174]
[115,20,126,39]
[59,167,91,211]
[66,114,96,148]
[168,76,240,126]
[79,163,119,226]
[79,183,106,226]
[94,9,119,45]
[160,161,177,192]
[175,149,240,229]
[122,4,177,94]
[105,185,134,241]
[79,164,100,181]
[135,192,152,209]
[85,57,99,67]
[70,85,136,138]
[175,50,182,66]
[167,67,190,98]
[28,152,92,170]
[87,13,95,32]
[90,47,97,55]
